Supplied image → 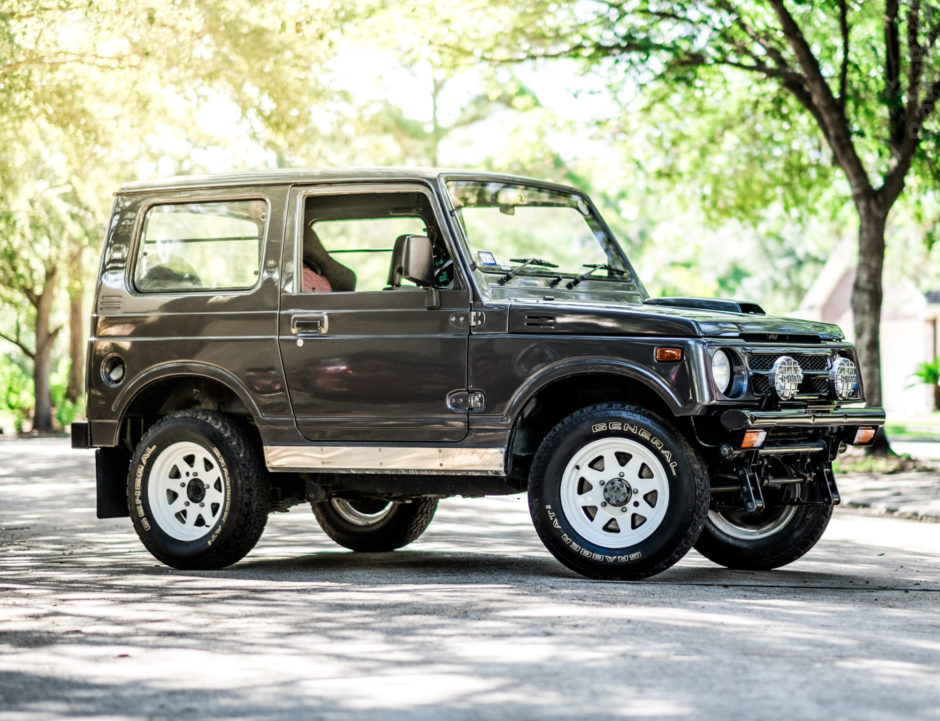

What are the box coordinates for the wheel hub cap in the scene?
[187,478,207,504]
[602,478,632,506]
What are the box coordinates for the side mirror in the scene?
[401,234,435,287]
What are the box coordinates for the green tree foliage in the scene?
[0,0,348,430]
[455,0,940,434]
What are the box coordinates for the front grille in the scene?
[746,350,833,400]
[747,352,831,372]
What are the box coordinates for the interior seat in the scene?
[302,225,356,292]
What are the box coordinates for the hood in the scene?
[506,299,844,342]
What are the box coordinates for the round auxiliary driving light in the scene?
[770,356,803,400]
[711,349,733,395]
[829,357,859,400]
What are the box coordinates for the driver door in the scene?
[278,183,471,444]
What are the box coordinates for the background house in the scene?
[797,245,940,416]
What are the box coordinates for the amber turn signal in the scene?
[655,347,683,362]
[740,429,767,449]
[853,427,877,445]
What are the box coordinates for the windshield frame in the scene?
[439,173,648,303]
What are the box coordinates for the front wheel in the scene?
[127,410,270,570]
[694,501,833,570]
[312,497,438,552]
[528,404,708,580]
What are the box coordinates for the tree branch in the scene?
[886,0,906,153]
[36,326,62,358]
[1,51,136,76]
[839,0,850,109]
[0,329,35,360]
[713,0,793,73]
[766,0,872,200]
[781,78,835,149]
[908,0,924,123]
[925,6,940,51]
[883,70,940,204]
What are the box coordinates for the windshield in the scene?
[446,180,645,301]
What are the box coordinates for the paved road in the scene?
[1,439,939,721]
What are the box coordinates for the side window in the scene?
[134,199,266,293]
[300,191,453,294]
[313,217,425,292]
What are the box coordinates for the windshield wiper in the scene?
[498,257,559,285]
[565,264,626,289]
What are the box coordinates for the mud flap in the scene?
[96,447,131,518]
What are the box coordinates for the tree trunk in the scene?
[30,266,60,432]
[66,287,84,404]
[32,339,53,432]
[32,288,56,432]
[850,194,890,453]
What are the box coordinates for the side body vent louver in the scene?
[97,295,123,312]
[525,314,556,329]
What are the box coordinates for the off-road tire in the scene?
[312,497,438,552]
[528,403,708,580]
[127,410,270,570]
[695,502,833,570]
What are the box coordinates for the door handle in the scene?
[292,313,328,335]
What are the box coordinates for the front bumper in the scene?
[720,407,886,432]
[71,421,91,449]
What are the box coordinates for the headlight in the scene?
[770,356,803,400]
[829,357,859,400]
[711,350,732,395]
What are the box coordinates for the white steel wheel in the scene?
[560,436,670,548]
[707,506,798,541]
[147,441,226,542]
[329,498,394,526]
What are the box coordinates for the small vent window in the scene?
[134,199,266,293]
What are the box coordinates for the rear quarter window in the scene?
[134,199,266,292]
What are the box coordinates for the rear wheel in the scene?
[695,501,832,570]
[528,403,708,580]
[127,410,270,570]
[312,497,438,552]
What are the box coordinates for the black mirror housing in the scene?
[401,235,435,287]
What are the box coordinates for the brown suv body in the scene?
[73,168,884,579]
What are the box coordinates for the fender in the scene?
[99,361,268,446]
[504,355,694,426]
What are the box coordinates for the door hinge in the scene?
[447,390,486,412]
[470,311,485,328]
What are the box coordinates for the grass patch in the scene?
[834,446,935,474]
[885,412,940,440]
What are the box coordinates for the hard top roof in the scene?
[117,167,572,194]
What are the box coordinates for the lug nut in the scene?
[601,501,607,507]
